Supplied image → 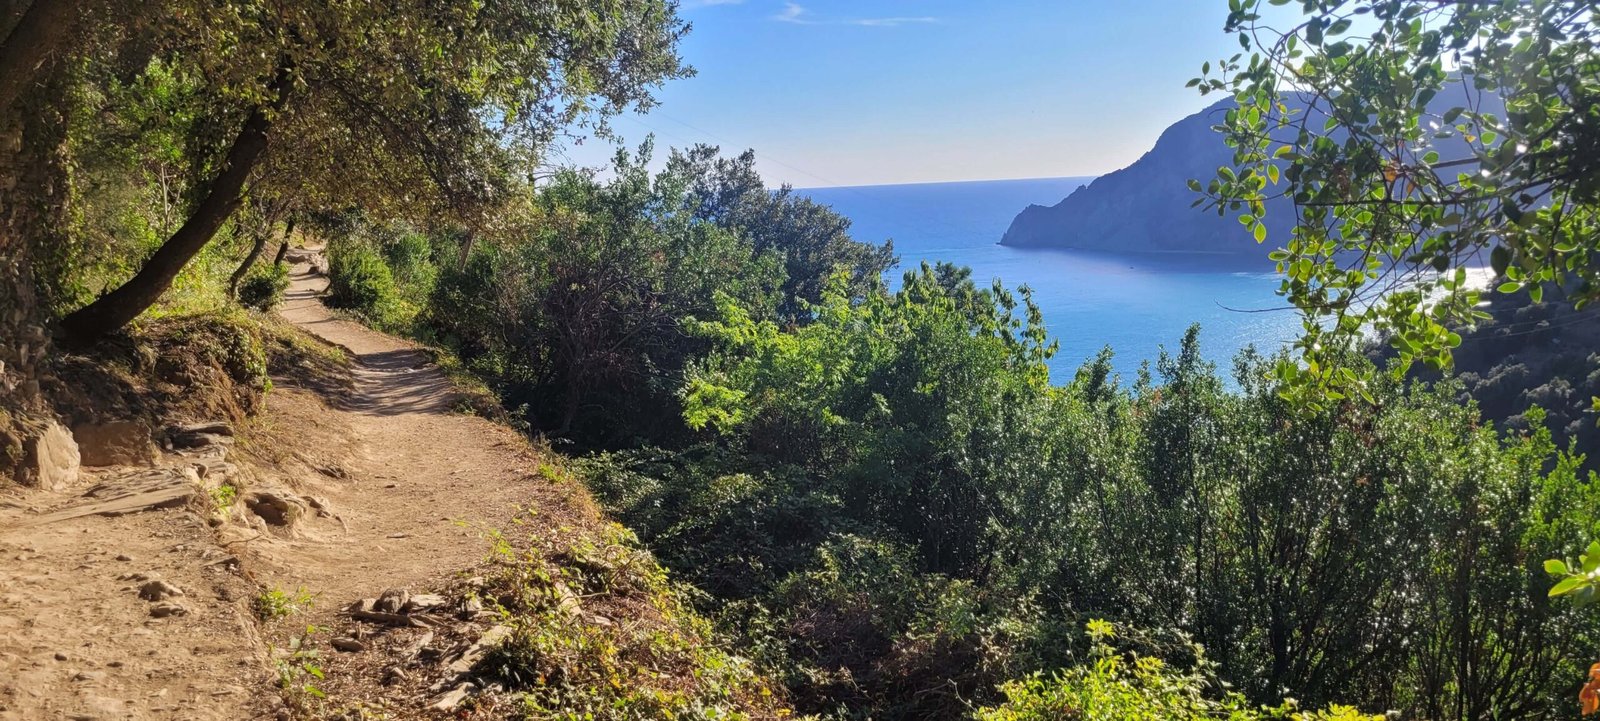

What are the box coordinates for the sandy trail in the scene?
[246,260,543,612]
[0,256,553,719]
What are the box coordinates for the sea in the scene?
[797,177,1304,385]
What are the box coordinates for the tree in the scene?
[53,0,690,339]
[1193,0,1600,404]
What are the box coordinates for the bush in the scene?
[238,263,290,310]
[326,242,401,327]
[973,621,1382,721]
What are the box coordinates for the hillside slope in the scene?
[0,257,783,720]
[1002,84,1500,256]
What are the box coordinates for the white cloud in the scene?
[773,3,938,27]
[774,2,813,23]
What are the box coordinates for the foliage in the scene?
[1548,540,1600,608]
[422,143,886,446]
[585,274,1600,719]
[474,522,788,720]
[255,586,317,622]
[237,262,289,311]
[325,241,404,329]
[1193,0,1600,406]
[973,621,1381,721]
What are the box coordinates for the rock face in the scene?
[16,420,79,489]
[73,420,157,467]
[1000,84,1502,258]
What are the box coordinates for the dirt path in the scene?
[244,261,543,610]
[0,257,560,719]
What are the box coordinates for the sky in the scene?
[558,0,1255,188]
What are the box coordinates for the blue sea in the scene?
[798,177,1304,384]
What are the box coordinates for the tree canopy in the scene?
[1193,0,1600,405]
[7,0,691,339]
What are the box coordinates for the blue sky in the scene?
[559,0,1252,188]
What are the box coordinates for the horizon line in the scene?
[793,173,1099,191]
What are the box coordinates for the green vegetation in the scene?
[1194,0,1600,402]
[255,586,317,622]
[475,522,787,719]
[974,621,1379,721]
[237,264,290,312]
[331,144,1600,717]
[4,0,1599,718]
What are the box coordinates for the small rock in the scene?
[383,483,397,489]
[459,596,484,618]
[381,666,407,685]
[430,682,477,712]
[72,670,106,683]
[137,580,184,602]
[170,421,233,438]
[347,598,377,615]
[114,554,132,562]
[149,602,189,618]
[402,593,446,613]
[53,651,70,661]
[374,588,410,614]
[330,638,366,653]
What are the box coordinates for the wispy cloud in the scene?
[774,2,813,24]
[773,2,938,27]
[849,16,938,27]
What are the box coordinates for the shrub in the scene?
[326,242,400,326]
[973,621,1383,721]
[238,263,290,310]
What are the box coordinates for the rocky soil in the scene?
[0,256,588,719]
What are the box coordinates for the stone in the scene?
[137,579,184,602]
[381,667,407,685]
[243,489,305,527]
[72,421,156,467]
[114,554,132,562]
[17,420,78,490]
[429,682,477,712]
[442,625,511,677]
[170,421,233,438]
[347,598,377,615]
[72,670,106,683]
[330,637,365,653]
[149,602,189,618]
[402,593,446,613]
[374,588,410,614]
[459,596,484,618]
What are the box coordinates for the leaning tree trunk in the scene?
[272,217,297,268]
[0,0,86,117]
[227,225,270,300]
[61,61,293,341]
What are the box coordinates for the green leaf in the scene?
[1545,559,1569,576]
[1496,282,1521,294]
[1550,576,1588,597]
